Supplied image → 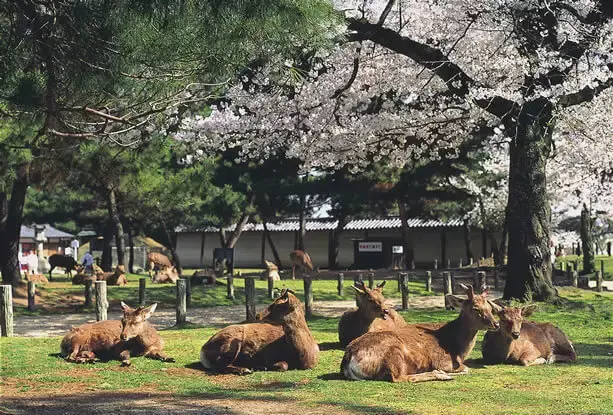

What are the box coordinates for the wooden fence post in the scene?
[459,258,463,268]
[0,285,13,337]
[410,259,416,270]
[447,259,451,269]
[400,273,409,310]
[95,281,108,321]
[304,275,313,319]
[84,279,93,307]
[368,272,374,289]
[176,279,187,325]
[596,270,603,293]
[477,271,487,289]
[267,277,275,300]
[245,277,256,322]
[572,271,578,288]
[226,273,235,300]
[443,272,452,310]
[433,259,438,270]
[28,281,36,311]
[450,271,457,294]
[472,270,479,288]
[397,273,402,292]
[355,274,363,306]
[138,278,146,306]
[337,273,344,296]
[426,271,432,292]
[601,260,605,281]
[469,257,474,266]
[186,277,192,308]
[494,269,500,290]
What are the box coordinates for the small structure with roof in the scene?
[19,224,74,257]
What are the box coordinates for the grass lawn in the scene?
[13,270,434,316]
[556,255,613,279]
[1,288,612,415]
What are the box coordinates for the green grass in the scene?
[14,270,434,316]
[555,255,613,279]
[2,288,612,414]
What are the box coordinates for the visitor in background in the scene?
[82,251,94,275]
[27,250,39,274]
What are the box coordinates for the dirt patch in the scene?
[0,389,355,415]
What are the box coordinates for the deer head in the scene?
[256,289,303,322]
[494,303,537,339]
[120,302,157,341]
[445,284,501,330]
[352,280,391,320]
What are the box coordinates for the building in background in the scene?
[19,224,74,257]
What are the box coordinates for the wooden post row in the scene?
[84,279,93,307]
[368,272,374,289]
[425,271,432,292]
[28,281,36,312]
[304,276,313,319]
[443,272,452,310]
[226,273,235,300]
[245,277,256,322]
[267,276,275,300]
[400,273,409,310]
[572,271,578,288]
[477,271,487,289]
[0,285,13,337]
[596,270,603,293]
[139,278,146,306]
[176,279,187,325]
[95,281,108,321]
[337,273,344,296]
[186,277,192,308]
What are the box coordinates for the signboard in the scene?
[358,242,383,252]
[392,245,403,254]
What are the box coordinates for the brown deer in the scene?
[482,304,577,366]
[338,281,406,348]
[95,265,128,286]
[289,250,318,279]
[72,272,96,285]
[147,252,173,279]
[340,284,501,382]
[260,259,280,281]
[60,302,174,366]
[200,289,319,374]
[152,266,179,284]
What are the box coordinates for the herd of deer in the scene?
[59,250,577,382]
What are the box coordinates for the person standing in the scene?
[81,251,94,275]
[27,250,39,274]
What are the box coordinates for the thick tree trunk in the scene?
[581,203,595,274]
[101,222,113,272]
[226,211,250,249]
[160,216,182,277]
[398,200,413,269]
[106,188,125,266]
[495,208,509,266]
[263,221,282,267]
[127,227,135,274]
[0,164,30,285]
[504,98,557,302]
[463,220,474,263]
[328,216,348,269]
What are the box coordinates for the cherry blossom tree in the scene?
[179,0,613,301]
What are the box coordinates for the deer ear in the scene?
[142,303,157,319]
[376,280,386,289]
[488,300,503,314]
[458,283,474,300]
[351,285,366,295]
[445,295,464,310]
[521,304,537,317]
[120,301,131,312]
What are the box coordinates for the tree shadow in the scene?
[317,372,345,381]
[318,341,341,351]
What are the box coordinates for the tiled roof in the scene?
[20,224,74,240]
[177,217,462,233]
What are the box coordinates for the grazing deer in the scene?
[482,304,577,366]
[260,259,280,281]
[147,252,173,279]
[289,250,318,279]
[340,284,501,382]
[338,281,406,347]
[48,254,79,279]
[200,289,319,374]
[60,302,174,366]
[152,266,179,284]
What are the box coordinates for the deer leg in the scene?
[119,349,132,367]
[272,361,289,372]
[223,364,253,375]
[292,265,296,280]
[394,370,454,383]
[552,354,576,363]
[145,348,175,363]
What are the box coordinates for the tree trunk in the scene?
[160,217,182,277]
[127,227,135,274]
[263,220,282,267]
[329,216,348,269]
[225,211,250,249]
[101,222,113,272]
[398,200,413,269]
[0,164,30,285]
[495,208,509,266]
[479,198,488,258]
[504,98,557,302]
[106,188,125,266]
[298,198,306,252]
[463,219,474,263]
[581,203,595,274]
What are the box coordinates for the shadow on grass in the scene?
[318,372,345,381]
[184,361,205,371]
[321,401,412,414]
[318,341,342,351]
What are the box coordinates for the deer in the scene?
[338,280,406,348]
[289,250,319,279]
[260,259,280,281]
[147,252,173,279]
[95,264,128,286]
[482,304,577,366]
[340,284,501,383]
[48,254,79,279]
[152,266,179,284]
[60,302,174,366]
[200,289,319,374]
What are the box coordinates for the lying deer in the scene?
[152,266,179,284]
[147,252,173,279]
[60,302,174,366]
[482,304,577,366]
[338,281,406,347]
[200,289,319,374]
[96,265,128,286]
[341,284,501,382]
